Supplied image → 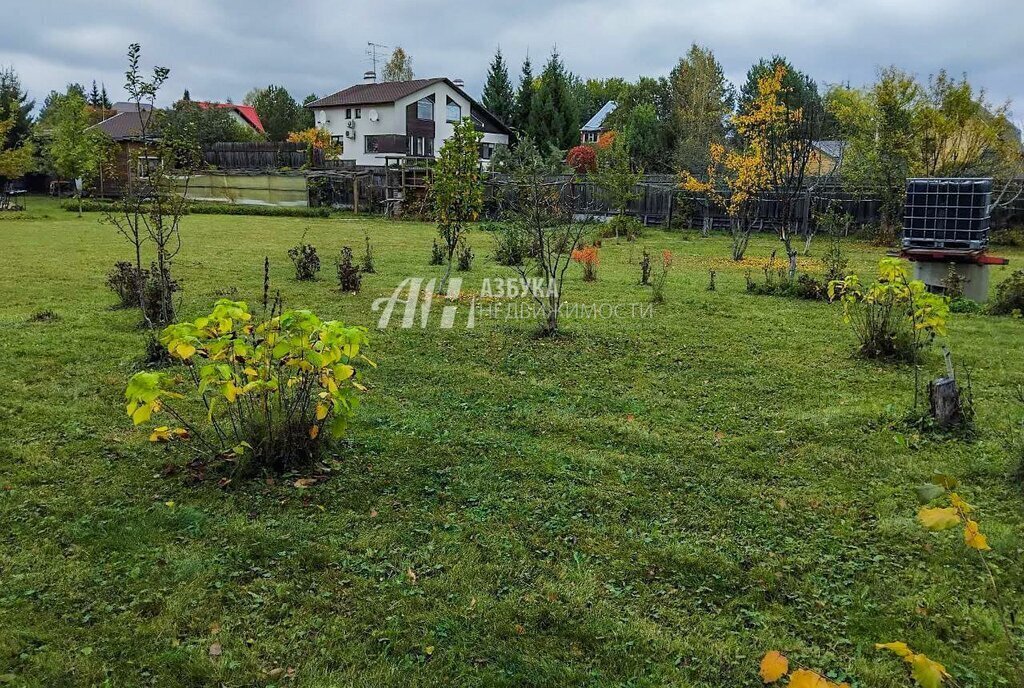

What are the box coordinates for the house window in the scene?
[365,136,380,154]
[406,136,435,157]
[479,143,496,160]
[137,156,160,179]
[355,108,361,119]
[331,135,345,154]
[446,98,462,123]
[417,98,433,121]
[583,131,599,143]
[345,108,352,119]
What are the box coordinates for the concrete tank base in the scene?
[912,261,990,302]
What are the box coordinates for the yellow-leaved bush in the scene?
[828,257,949,362]
[125,299,374,473]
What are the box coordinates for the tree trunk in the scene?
[439,253,454,295]
[77,194,83,218]
[929,377,963,427]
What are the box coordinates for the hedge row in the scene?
[63,199,332,218]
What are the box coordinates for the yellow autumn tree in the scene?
[681,65,795,261]
[287,127,341,162]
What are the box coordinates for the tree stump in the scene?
[929,376,963,427]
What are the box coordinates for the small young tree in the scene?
[47,90,109,216]
[105,43,198,329]
[430,118,483,292]
[0,114,33,187]
[741,64,823,279]
[594,133,642,239]
[381,47,414,82]
[495,139,594,336]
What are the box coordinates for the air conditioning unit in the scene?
[346,120,356,129]
[345,130,355,140]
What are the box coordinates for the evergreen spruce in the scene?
[89,80,101,108]
[482,47,514,126]
[514,56,534,135]
[529,49,579,151]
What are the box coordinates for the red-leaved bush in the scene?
[566,145,597,174]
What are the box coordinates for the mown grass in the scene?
[1,197,1023,687]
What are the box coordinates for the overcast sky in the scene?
[2,0,1022,122]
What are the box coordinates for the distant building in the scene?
[808,140,846,176]
[194,102,265,135]
[305,74,511,167]
[580,101,617,144]
[88,104,161,196]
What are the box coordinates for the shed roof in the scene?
[581,101,617,132]
[812,140,846,160]
[89,110,159,141]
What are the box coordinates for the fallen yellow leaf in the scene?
[917,506,960,531]
[758,650,788,683]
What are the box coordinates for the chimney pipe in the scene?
[453,78,465,89]
[363,70,376,84]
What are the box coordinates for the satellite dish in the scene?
[368,109,379,122]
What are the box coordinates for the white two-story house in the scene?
[305,74,512,167]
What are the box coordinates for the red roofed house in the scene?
[195,102,265,134]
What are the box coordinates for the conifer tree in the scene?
[529,49,579,151]
[514,56,534,135]
[482,47,514,126]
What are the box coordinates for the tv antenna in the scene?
[366,42,389,75]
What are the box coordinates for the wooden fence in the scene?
[483,175,883,231]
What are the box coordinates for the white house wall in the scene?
[313,81,508,167]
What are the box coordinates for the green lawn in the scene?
[1,197,1023,687]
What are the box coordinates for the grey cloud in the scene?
[1,0,1021,120]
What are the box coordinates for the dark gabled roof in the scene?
[306,79,447,108]
[112,101,154,114]
[306,77,512,136]
[89,110,159,141]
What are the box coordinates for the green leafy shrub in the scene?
[125,300,373,474]
[598,214,643,241]
[829,258,950,362]
[429,239,445,266]
[360,235,376,274]
[639,249,651,285]
[822,235,850,284]
[949,297,983,314]
[288,242,320,281]
[106,261,148,309]
[989,269,1024,316]
[492,222,531,266]
[337,246,362,293]
[456,241,474,271]
[992,227,1024,247]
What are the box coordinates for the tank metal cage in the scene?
[902,178,991,250]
